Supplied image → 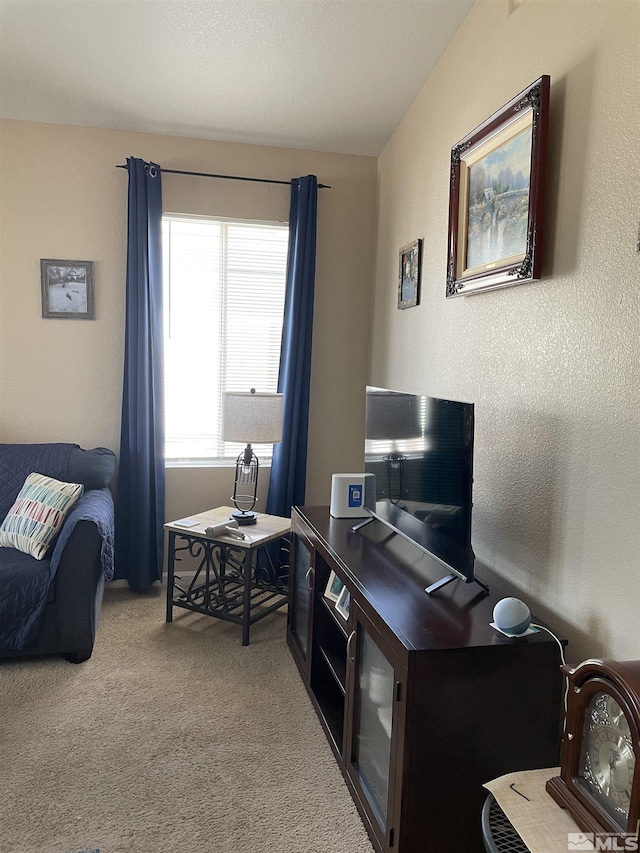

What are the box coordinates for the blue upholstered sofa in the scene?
[0,443,115,663]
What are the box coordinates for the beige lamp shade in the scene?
[365,389,422,440]
[222,390,284,444]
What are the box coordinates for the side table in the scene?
[164,506,291,645]
[482,768,593,853]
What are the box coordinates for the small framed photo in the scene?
[335,586,351,621]
[398,239,421,309]
[41,259,94,319]
[324,570,344,603]
[446,76,550,296]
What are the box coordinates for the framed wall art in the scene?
[446,75,550,297]
[398,239,422,309]
[324,570,344,603]
[40,259,94,319]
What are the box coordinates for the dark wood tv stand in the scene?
[287,506,566,853]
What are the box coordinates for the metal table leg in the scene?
[166,530,176,622]
[242,550,254,646]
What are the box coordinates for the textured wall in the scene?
[372,0,640,662]
[0,121,377,518]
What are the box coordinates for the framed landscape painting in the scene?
[446,76,550,297]
[41,259,94,319]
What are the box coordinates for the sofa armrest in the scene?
[50,487,115,581]
[25,518,106,659]
[54,520,104,631]
[43,489,114,657]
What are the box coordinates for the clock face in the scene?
[607,696,631,735]
[577,691,636,827]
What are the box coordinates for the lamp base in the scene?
[230,510,258,526]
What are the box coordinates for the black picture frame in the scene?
[398,239,421,308]
[446,76,550,297]
[40,259,95,319]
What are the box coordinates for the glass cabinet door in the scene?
[346,604,401,845]
[289,533,313,665]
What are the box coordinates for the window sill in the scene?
[165,458,273,470]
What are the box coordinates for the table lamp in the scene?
[221,389,284,525]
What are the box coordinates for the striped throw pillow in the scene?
[0,472,84,560]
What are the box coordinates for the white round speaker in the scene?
[493,597,531,635]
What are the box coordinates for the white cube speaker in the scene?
[330,473,376,518]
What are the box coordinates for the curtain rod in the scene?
[115,164,331,189]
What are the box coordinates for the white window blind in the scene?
[162,215,288,462]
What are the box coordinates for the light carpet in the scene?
[0,587,375,853]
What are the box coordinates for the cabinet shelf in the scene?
[320,593,349,636]
[310,650,345,750]
[317,642,346,694]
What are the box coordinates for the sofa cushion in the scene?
[0,546,53,648]
[67,446,116,490]
[0,473,84,560]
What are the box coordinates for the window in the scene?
[162,215,288,462]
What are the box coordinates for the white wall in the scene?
[0,121,377,521]
[371,0,640,662]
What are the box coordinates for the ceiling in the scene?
[0,0,473,157]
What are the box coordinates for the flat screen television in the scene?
[363,386,484,594]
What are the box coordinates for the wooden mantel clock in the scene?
[547,659,640,838]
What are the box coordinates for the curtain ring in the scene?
[144,163,158,178]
